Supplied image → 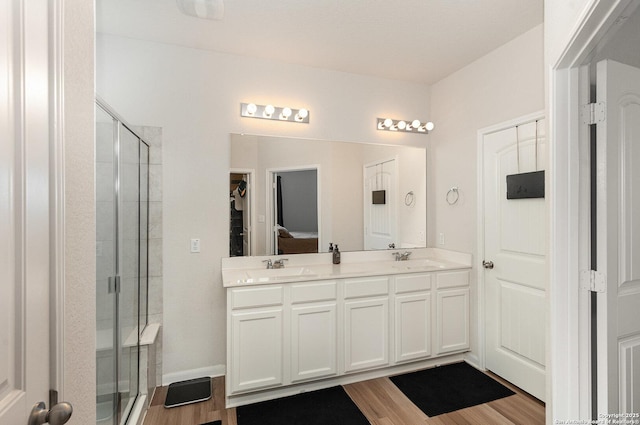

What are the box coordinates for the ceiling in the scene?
[96,0,543,85]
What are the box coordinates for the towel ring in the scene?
[404,191,415,206]
[446,187,459,205]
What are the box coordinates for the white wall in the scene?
[96,34,431,381]
[544,0,598,67]
[428,25,544,361]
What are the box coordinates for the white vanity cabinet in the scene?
[393,273,432,363]
[228,285,284,394]
[435,270,470,354]
[289,281,338,383]
[343,277,390,373]
[224,255,471,407]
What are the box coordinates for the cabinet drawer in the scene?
[230,286,284,309]
[395,273,432,294]
[291,281,337,304]
[344,277,389,299]
[436,270,470,289]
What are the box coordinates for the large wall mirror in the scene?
[230,134,426,257]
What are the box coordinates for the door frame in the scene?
[50,0,66,402]
[475,110,545,371]
[230,168,255,256]
[265,165,322,255]
[550,0,640,420]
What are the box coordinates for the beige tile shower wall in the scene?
[137,125,164,388]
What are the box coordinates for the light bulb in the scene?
[411,120,421,129]
[264,104,275,117]
[246,103,257,115]
[297,108,308,119]
[281,107,292,119]
[397,120,407,130]
[425,121,435,131]
[383,118,393,128]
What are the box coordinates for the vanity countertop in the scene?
[221,248,472,287]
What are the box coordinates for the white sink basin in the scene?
[245,267,316,281]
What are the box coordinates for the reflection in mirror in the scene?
[230,134,426,256]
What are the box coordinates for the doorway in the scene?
[267,167,320,255]
[229,171,252,257]
[479,113,547,401]
[551,0,640,417]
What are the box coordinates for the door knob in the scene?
[482,260,494,269]
[29,401,73,425]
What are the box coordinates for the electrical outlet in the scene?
[190,238,201,253]
[418,230,425,242]
[438,233,445,245]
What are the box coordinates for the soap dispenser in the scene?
[332,244,341,264]
[328,242,334,252]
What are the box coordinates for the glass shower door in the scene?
[96,104,118,425]
[96,101,149,425]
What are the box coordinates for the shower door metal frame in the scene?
[96,96,150,425]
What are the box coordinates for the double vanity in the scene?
[222,248,472,408]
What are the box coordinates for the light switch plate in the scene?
[190,238,201,253]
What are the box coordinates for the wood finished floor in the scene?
[143,372,545,425]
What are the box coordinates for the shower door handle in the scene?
[29,401,73,425]
[108,275,121,294]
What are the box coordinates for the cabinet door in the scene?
[435,288,469,354]
[290,303,337,382]
[395,292,431,363]
[344,297,389,372]
[230,308,283,394]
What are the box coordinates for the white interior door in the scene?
[595,59,640,414]
[483,118,546,401]
[0,0,54,423]
[364,159,397,250]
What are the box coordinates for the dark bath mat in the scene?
[164,376,212,408]
[236,386,369,425]
[390,361,515,417]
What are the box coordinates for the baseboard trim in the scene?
[463,352,481,370]
[162,364,226,386]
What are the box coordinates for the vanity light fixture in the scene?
[377,117,434,134]
[241,103,310,124]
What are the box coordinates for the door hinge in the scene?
[108,275,121,294]
[580,270,606,292]
[581,102,606,125]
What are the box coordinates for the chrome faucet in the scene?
[262,259,273,269]
[273,258,288,269]
[392,251,412,261]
